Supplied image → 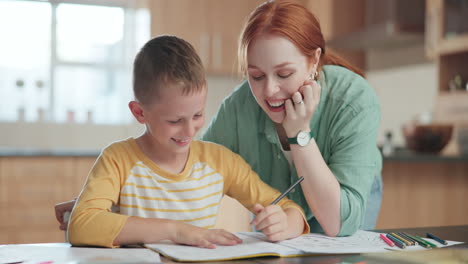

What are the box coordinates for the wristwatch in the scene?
[287,130,313,147]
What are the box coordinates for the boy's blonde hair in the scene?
[133,35,206,105]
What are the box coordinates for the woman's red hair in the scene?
[238,0,364,78]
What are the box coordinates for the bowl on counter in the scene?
[402,124,453,153]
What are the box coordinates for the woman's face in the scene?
[247,34,313,123]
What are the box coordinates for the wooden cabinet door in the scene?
[150,0,211,68]
[150,0,265,75]
[207,0,264,75]
[425,0,443,59]
[0,157,75,243]
[0,156,96,244]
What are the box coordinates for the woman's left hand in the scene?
[283,80,321,137]
[251,204,289,241]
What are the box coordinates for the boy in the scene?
[68,35,308,248]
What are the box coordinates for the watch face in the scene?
[297,131,311,146]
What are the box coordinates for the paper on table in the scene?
[0,244,160,264]
[145,230,465,262]
[146,233,303,262]
[279,230,463,254]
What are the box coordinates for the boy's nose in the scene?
[184,121,196,137]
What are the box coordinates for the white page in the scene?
[278,230,464,254]
[145,230,465,262]
[145,232,303,262]
[0,245,160,264]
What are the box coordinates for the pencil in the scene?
[406,234,431,248]
[390,232,412,246]
[271,176,304,205]
[427,233,448,245]
[415,235,438,248]
[380,233,394,247]
[386,233,406,249]
[398,232,418,246]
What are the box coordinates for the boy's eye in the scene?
[250,74,264,81]
[168,119,181,124]
[194,113,203,119]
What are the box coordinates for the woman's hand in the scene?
[172,225,242,249]
[251,204,290,241]
[283,80,321,137]
[54,198,77,230]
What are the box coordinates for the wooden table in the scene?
[2,226,467,264]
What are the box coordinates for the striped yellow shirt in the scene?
[68,138,307,247]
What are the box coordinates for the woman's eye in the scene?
[278,72,293,79]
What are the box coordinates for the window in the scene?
[0,0,150,124]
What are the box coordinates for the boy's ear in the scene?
[129,101,145,124]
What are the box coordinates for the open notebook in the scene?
[144,230,463,262]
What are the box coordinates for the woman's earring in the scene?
[309,71,318,81]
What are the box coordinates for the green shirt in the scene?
[202,65,382,236]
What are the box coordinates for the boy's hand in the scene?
[251,204,289,241]
[54,198,77,230]
[172,224,242,249]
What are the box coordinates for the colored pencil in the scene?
[405,234,431,248]
[398,232,418,246]
[408,234,431,248]
[391,232,412,246]
[386,233,406,249]
[380,233,394,247]
[427,233,448,245]
[415,235,438,248]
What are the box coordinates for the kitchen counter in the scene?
[2,147,467,162]
[0,148,99,157]
[381,147,468,162]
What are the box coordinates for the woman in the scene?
[56,0,381,237]
[201,0,382,236]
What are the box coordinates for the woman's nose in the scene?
[264,77,279,97]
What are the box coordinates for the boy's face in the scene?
[132,82,207,156]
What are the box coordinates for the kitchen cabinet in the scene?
[150,0,365,74]
[150,0,264,76]
[305,0,367,71]
[377,159,468,229]
[0,156,94,244]
[207,0,265,75]
[0,155,250,244]
[426,0,468,129]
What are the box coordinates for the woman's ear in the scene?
[129,101,146,124]
[308,47,322,78]
[314,47,322,63]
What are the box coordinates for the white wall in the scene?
[366,45,438,146]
